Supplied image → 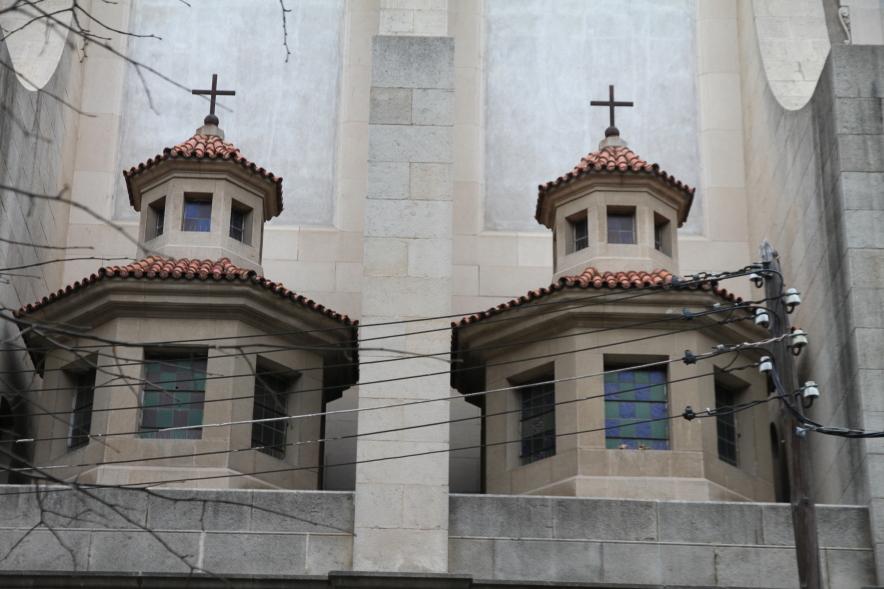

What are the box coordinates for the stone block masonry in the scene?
[353,34,455,573]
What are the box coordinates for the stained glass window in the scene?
[251,369,290,458]
[69,369,96,449]
[140,351,207,440]
[520,379,556,463]
[604,366,669,450]
[715,383,738,466]
[182,196,212,232]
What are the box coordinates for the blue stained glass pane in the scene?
[650,371,666,384]
[635,385,651,401]
[636,422,652,437]
[618,403,636,418]
[650,404,668,419]
[605,383,619,396]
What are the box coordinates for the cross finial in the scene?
[590,85,634,138]
[191,74,236,126]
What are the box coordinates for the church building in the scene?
[0,1,880,587]
[14,111,358,488]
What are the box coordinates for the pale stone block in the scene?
[363,237,408,276]
[492,539,602,583]
[352,527,448,572]
[367,161,410,199]
[364,200,452,239]
[354,483,404,528]
[305,535,353,575]
[410,163,452,200]
[698,0,737,19]
[335,262,363,293]
[476,233,519,266]
[402,483,448,529]
[280,260,337,293]
[296,229,340,262]
[517,233,553,267]
[700,130,747,188]
[372,36,454,90]
[478,265,550,297]
[412,9,448,36]
[73,114,120,173]
[335,231,363,262]
[453,265,479,296]
[699,73,743,131]
[453,233,477,264]
[263,227,300,261]
[369,124,453,163]
[453,124,481,183]
[362,276,450,316]
[407,238,452,278]
[412,89,454,126]
[68,170,117,224]
[369,87,412,125]
[698,17,739,74]
[453,181,481,235]
[379,8,414,34]
[81,57,125,115]
[356,440,450,485]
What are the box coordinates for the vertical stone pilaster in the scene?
[353,35,454,573]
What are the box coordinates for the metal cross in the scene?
[590,85,634,137]
[191,74,235,125]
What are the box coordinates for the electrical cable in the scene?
[3,385,774,492]
[6,323,777,444]
[3,265,764,356]
[11,361,761,473]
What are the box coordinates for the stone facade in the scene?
[0,0,882,587]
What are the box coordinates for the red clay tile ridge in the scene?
[123,133,283,214]
[15,256,354,326]
[453,267,742,328]
[535,141,695,225]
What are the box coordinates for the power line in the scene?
[14,394,775,491]
[7,304,754,416]
[12,362,760,473]
[9,337,778,445]
[3,265,761,357]
[6,314,758,433]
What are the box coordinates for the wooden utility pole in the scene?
[761,241,821,589]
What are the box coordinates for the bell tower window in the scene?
[229,200,253,244]
[566,211,589,254]
[607,206,636,244]
[182,194,212,232]
[147,197,165,240]
[654,213,672,256]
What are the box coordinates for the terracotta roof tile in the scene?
[453,267,741,328]
[123,134,283,214]
[535,145,695,224]
[15,256,353,326]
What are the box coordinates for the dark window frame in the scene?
[654,213,671,256]
[604,361,670,450]
[251,361,294,459]
[519,377,556,464]
[69,369,96,449]
[139,349,208,440]
[607,206,637,245]
[182,194,213,232]
[229,200,253,244]
[715,382,739,466]
[566,211,589,253]
[147,197,166,240]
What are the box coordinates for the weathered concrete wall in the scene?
[448,494,876,588]
[0,487,353,575]
[483,0,702,233]
[117,0,345,226]
[353,33,454,573]
[739,4,884,582]
[0,14,83,480]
